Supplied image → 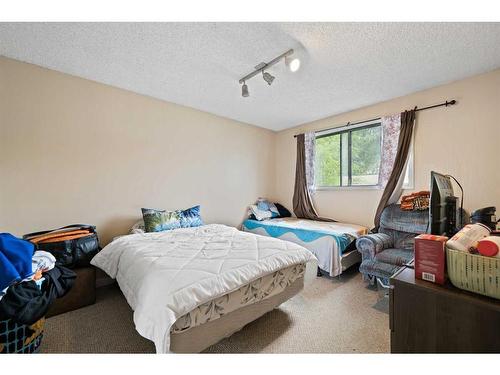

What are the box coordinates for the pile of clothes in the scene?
[0,233,76,325]
[400,190,430,211]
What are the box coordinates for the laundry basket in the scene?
[0,317,45,354]
[447,248,500,300]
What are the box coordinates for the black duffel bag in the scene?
[23,224,100,268]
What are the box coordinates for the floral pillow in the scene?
[130,220,146,234]
[179,205,203,228]
[141,208,182,233]
[141,205,203,233]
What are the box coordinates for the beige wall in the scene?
[2,56,499,244]
[0,57,276,244]
[275,68,500,228]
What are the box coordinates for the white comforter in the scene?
[91,224,314,353]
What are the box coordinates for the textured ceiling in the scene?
[1,23,500,131]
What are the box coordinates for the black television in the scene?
[429,171,457,236]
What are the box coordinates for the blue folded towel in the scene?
[0,233,35,290]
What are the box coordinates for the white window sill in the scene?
[314,185,382,191]
[314,184,414,192]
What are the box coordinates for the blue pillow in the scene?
[180,205,203,228]
[255,198,280,219]
[257,200,271,211]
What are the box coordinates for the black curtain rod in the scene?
[293,99,457,138]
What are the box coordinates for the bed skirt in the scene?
[170,276,304,353]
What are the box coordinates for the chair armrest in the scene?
[356,233,393,261]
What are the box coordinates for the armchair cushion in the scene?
[374,248,413,266]
[359,260,401,282]
[356,233,393,260]
[382,228,421,250]
[380,204,429,234]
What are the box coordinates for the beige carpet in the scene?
[42,262,390,353]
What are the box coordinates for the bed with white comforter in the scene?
[91,224,314,353]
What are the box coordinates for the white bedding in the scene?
[91,224,314,353]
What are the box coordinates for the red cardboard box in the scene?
[414,234,448,285]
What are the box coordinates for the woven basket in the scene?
[447,248,500,300]
[0,317,45,354]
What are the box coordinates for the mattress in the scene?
[172,263,305,333]
[91,224,314,353]
[242,217,368,277]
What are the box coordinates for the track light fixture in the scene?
[241,82,249,97]
[238,49,300,98]
[262,71,275,85]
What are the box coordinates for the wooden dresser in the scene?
[390,266,500,353]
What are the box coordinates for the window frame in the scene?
[314,119,383,190]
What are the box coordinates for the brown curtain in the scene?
[292,134,335,222]
[374,109,416,230]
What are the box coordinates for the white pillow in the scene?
[130,220,146,234]
[249,205,273,221]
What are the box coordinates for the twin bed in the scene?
[91,218,366,353]
[243,217,367,277]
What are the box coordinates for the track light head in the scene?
[262,71,275,85]
[238,49,296,97]
[285,55,301,72]
[241,82,249,97]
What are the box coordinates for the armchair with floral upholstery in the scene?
[356,204,429,284]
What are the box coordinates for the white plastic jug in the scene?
[446,223,491,253]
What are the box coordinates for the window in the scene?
[315,121,382,188]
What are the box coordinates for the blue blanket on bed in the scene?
[242,219,353,255]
